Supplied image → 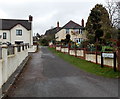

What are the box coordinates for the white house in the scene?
[55,20,86,44]
[0,15,33,45]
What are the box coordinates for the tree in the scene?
[40,39,48,46]
[66,34,71,43]
[105,0,119,28]
[36,33,41,38]
[118,2,120,29]
[95,29,104,41]
[86,4,112,43]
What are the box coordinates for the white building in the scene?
[0,15,33,45]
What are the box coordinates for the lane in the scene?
[6,46,118,97]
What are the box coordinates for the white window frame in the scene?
[16,29,22,36]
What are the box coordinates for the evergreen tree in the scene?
[86,4,112,44]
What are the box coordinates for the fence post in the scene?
[95,51,98,64]
[84,48,86,60]
[60,43,62,52]
[2,45,8,83]
[113,52,117,72]
[117,40,120,71]
[117,48,120,71]
[68,43,70,55]
[14,45,18,54]
[101,52,104,68]
[74,43,77,57]
[20,45,23,52]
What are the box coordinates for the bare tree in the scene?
[105,0,119,27]
[117,1,120,29]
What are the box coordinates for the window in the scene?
[66,29,69,34]
[79,38,84,43]
[79,29,83,34]
[16,30,22,36]
[74,29,79,33]
[3,32,7,39]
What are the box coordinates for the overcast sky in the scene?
[0,0,107,35]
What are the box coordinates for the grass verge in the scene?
[48,47,120,78]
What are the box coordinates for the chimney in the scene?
[57,21,59,28]
[29,15,33,21]
[81,19,84,27]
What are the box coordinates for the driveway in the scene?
[6,46,119,97]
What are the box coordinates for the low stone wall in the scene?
[86,54,96,63]
[61,48,68,53]
[69,50,75,56]
[76,50,84,57]
[56,47,61,51]
[0,44,29,98]
[86,54,117,67]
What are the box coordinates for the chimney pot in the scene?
[81,19,84,27]
[57,21,59,28]
[29,15,33,21]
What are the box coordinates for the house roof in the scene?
[0,19,31,30]
[62,20,84,29]
[45,27,61,35]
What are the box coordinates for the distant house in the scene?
[45,22,61,40]
[55,19,86,44]
[0,15,33,45]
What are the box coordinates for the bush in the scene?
[40,39,48,46]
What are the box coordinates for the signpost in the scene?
[101,52,117,72]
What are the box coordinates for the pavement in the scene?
[5,46,119,98]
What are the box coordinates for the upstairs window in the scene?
[16,29,22,36]
[66,29,69,34]
[3,32,7,39]
[79,29,83,34]
[74,29,79,33]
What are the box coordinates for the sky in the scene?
[0,0,107,35]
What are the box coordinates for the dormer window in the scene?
[16,29,22,36]
[66,29,69,34]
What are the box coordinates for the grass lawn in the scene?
[48,47,120,78]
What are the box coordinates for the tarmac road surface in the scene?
[6,46,119,98]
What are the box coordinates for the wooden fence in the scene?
[55,45,118,71]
